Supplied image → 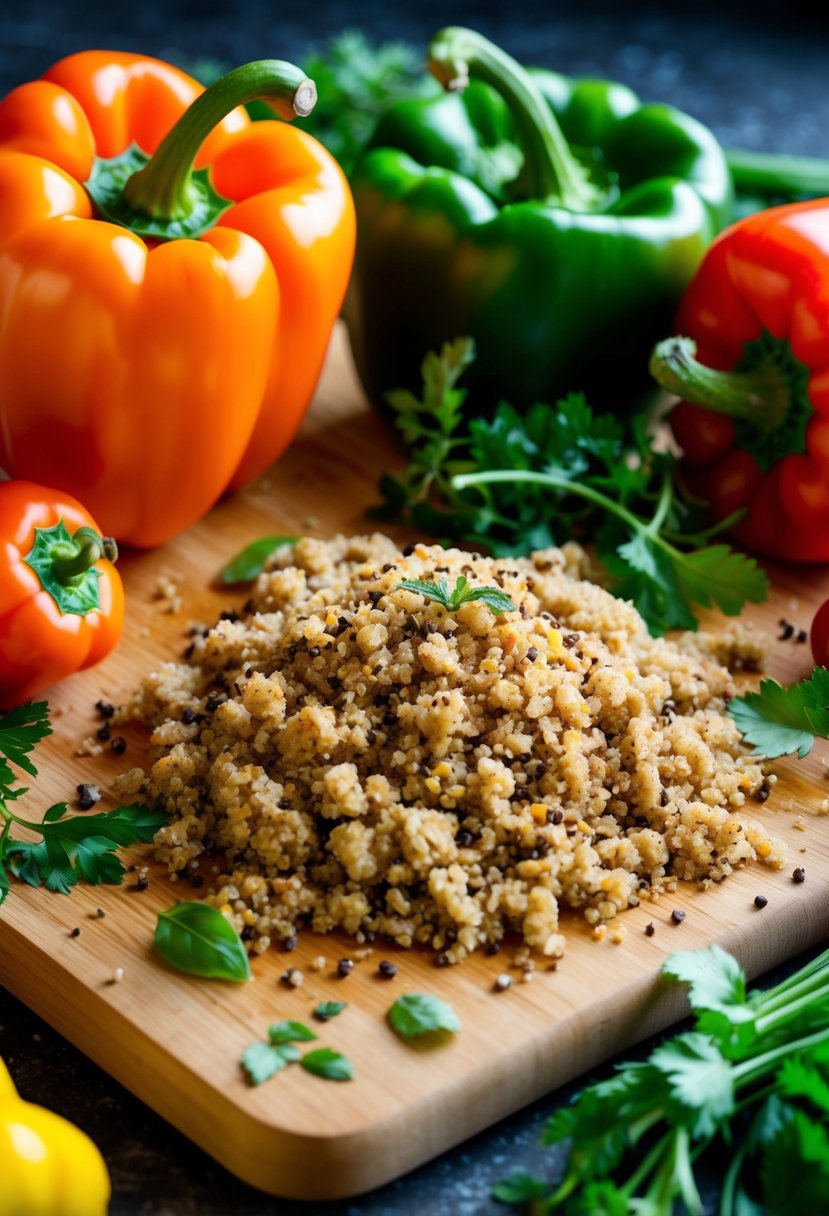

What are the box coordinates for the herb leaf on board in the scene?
[388,992,461,1040]
[728,667,829,758]
[300,1047,354,1081]
[313,1000,347,1022]
[242,1041,287,1086]
[219,535,299,584]
[154,901,252,982]
[268,1020,317,1044]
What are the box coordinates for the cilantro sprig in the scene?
[376,338,769,636]
[396,574,515,617]
[0,701,165,907]
[728,666,829,758]
[494,943,829,1213]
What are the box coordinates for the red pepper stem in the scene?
[123,60,316,222]
[50,527,117,583]
[428,27,598,209]
[649,336,790,432]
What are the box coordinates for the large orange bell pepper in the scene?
[0,52,355,547]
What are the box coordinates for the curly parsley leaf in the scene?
[0,700,51,778]
[378,339,768,635]
[728,667,829,758]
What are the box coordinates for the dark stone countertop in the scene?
[1,1,828,1212]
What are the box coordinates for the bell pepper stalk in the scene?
[0,1056,110,1216]
[649,198,829,562]
[0,52,355,546]
[0,481,124,709]
[727,147,829,206]
[343,26,732,416]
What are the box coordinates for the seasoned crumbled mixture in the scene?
[123,535,784,964]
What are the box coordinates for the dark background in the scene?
[1,2,828,1213]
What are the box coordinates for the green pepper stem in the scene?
[123,60,316,222]
[650,336,790,432]
[428,27,597,209]
[50,527,117,582]
[727,147,829,199]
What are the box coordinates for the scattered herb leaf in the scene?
[242,1041,286,1086]
[314,1000,347,1022]
[728,667,829,758]
[219,535,299,585]
[154,901,252,983]
[268,1020,317,1044]
[300,1047,354,1082]
[377,339,769,636]
[0,703,164,909]
[493,944,829,1212]
[396,574,515,617]
[388,992,461,1040]
[275,1043,302,1064]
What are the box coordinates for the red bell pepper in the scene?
[650,199,829,562]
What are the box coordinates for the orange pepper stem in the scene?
[49,526,117,582]
[122,60,317,223]
[650,335,791,432]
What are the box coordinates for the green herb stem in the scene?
[733,1026,829,1085]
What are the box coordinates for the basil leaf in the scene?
[219,535,299,584]
[154,901,251,982]
[300,1047,354,1082]
[242,1042,286,1085]
[388,992,461,1040]
[268,1020,317,1044]
[275,1043,302,1064]
[313,1000,347,1022]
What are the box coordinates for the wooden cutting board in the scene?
[1,324,828,1201]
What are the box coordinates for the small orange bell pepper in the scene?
[0,480,124,708]
[0,53,355,547]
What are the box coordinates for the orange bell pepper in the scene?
[0,53,355,547]
[0,480,124,709]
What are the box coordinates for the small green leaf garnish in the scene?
[313,1000,347,1022]
[154,902,252,983]
[300,1047,354,1082]
[728,667,829,759]
[388,992,461,1040]
[242,1041,286,1086]
[268,1020,317,1044]
[0,700,51,782]
[219,535,300,584]
[396,574,515,617]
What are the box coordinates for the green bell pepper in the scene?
[343,26,733,413]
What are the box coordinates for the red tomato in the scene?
[811,598,829,668]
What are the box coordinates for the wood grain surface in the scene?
[1,324,828,1200]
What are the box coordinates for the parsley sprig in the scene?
[396,574,515,617]
[0,701,165,906]
[376,338,769,636]
[728,666,829,759]
[494,944,829,1214]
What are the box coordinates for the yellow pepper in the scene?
[0,1057,110,1216]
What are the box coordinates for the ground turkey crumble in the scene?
[118,534,785,963]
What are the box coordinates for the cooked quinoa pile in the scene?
[121,534,784,963]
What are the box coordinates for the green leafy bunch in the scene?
[0,701,165,906]
[493,944,829,1215]
[375,338,769,636]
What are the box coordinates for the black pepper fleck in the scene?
[378,960,398,979]
[435,952,450,968]
[645,922,655,937]
[526,646,539,663]
[484,941,500,956]
[70,927,81,938]
[95,699,116,719]
[793,867,806,884]
[135,875,149,892]
[109,737,127,756]
[283,935,298,952]
[671,909,686,924]
[76,783,101,810]
[96,723,111,742]
[181,707,197,725]
[754,894,769,909]
[337,958,354,977]
[796,628,808,644]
